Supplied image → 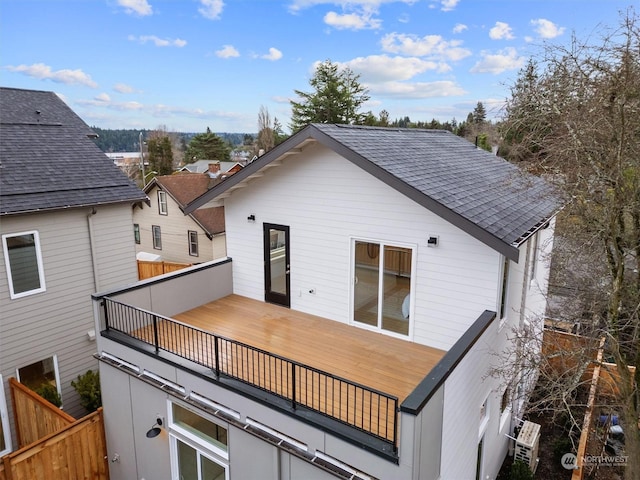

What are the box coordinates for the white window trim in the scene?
[168,401,229,460]
[2,230,46,299]
[497,256,510,328]
[479,395,490,440]
[15,355,62,407]
[0,374,12,456]
[529,232,539,285]
[152,225,162,250]
[350,237,417,340]
[158,190,168,215]
[188,231,199,257]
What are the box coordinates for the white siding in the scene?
[0,205,140,429]
[225,144,502,351]
[133,185,223,264]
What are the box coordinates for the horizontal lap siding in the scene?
[0,205,139,424]
[133,187,216,264]
[226,144,501,351]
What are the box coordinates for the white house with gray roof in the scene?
[0,87,147,455]
[92,124,560,480]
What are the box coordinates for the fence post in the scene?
[102,299,109,332]
[214,336,220,378]
[152,315,160,354]
[291,364,296,410]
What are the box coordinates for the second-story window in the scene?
[2,230,46,299]
[152,225,162,250]
[133,224,140,244]
[158,190,168,215]
[498,256,510,322]
[188,231,198,257]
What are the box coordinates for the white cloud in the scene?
[381,33,471,61]
[261,48,283,61]
[199,0,224,20]
[470,47,526,74]
[342,55,439,82]
[216,45,240,58]
[128,35,187,47]
[368,80,466,98]
[5,63,98,88]
[114,83,135,94]
[324,10,381,30]
[531,18,565,39]
[117,0,152,16]
[489,21,514,40]
[439,0,459,11]
[95,93,111,102]
[452,23,467,34]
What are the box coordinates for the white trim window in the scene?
[188,231,199,257]
[158,190,168,215]
[16,356,62,407]
[0,374,12,456]
[152,225,162,250]
[2,230,46,299]
[498,256,510,325]
[169,402,229,480]
[352,239,415,338]
[133,224,141,244]
[529,232,539,283]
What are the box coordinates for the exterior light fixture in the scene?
[146,417,163,438]
[247,214,256,222]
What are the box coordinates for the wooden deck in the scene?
[173,294,445,403]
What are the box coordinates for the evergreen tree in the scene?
[184,127,231,163]
[290,60,370,132]
[147,135,174,176]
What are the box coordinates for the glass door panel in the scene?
[264,224,290,307]
[201,455,226,479]
[381,246,411,335]
[177,440,198,479]
[353,241,380,327]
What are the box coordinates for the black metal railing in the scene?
[102,297,398,449]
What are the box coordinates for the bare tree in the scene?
[499,10,640,478]
[257,105,274,154]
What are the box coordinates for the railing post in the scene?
[213,336,220,378]
[393,401,399,454]
[102,299,109,332]
[291,364,296,410]
[152,314,160,354]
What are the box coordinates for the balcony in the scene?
[95,259,446,461]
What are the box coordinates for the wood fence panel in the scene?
[137,260,191,280]
[2,409,108,480]
[9,378,74,448]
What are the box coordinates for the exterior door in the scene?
[264,224,290,307]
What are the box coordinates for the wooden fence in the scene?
[1,378,109,480]
[137,259,192,280]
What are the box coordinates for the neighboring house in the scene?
[92,124,560,480]
[178,159,243,175]
[134,172,227,264]
[0,87,147,455]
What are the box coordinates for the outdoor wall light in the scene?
[247,214,256,222]
[146,417,163,438]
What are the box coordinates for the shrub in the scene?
[35,383,62,407]
[510,460,534,480]
[71,370,102,412]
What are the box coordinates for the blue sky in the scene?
[1,0,631,134]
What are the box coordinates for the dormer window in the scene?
[158,190,168,215]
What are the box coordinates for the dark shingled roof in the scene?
[0,87,147,215]
[185,123,562,262]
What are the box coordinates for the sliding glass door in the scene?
[353,240,413,336]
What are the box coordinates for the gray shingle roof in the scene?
[0,87,147,215]
[186,123,563,262]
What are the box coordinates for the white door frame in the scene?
[0,374,13,456]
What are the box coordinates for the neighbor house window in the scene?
[498,256,510,322]
[529,232,539,283]
[169,402,229,480]
[352,239,414,337]
[152,225,162,250]
[188,231,198,257]
[2,231,46,299]
[158,190,168,215]
[133,224,140,244]
[17,356,61,407]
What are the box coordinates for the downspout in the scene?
[87,207,101,292]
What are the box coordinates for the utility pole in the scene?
[139,132,146,186]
